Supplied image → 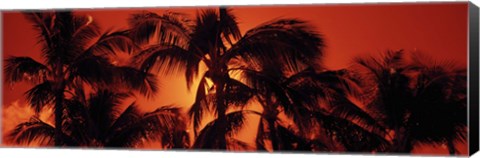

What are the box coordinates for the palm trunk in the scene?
[53,12,73,147]
[392,127,403,152]
[267,118,280,151]
[54,64,65,146]
[392,126,412,153]
[172,131,187,149]
[54,91,64,146]
[264,93,280,151]
[447,140,457,155]
[215,79,228,150]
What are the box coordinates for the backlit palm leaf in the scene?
[313,112,389,152]
[227,19,324,72]
[4,56,50,84]
[107,105,184,147]
[130,8,325,150]
[193,110,261,149]
[7,117,55,146]
[113,66,158,98]
[66,55,115,87]
[85,30,139,56]
[351,50,467,154]
[134,44,197,75]
[71,15,101,52]
[128,11,192,47]
[189,76,211,135]
[7,11,160,147]
[25,81,55,113]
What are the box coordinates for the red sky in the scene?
[1,2,469,155]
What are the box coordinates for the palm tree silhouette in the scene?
[351,50,467,154]
[4,11,158,146]
[238,64,388,152]
[6,89,185,148]
[128,8,324,149]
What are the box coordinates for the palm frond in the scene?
[4,56,50,84]
[25,81,55,113]
[85,30,139,56]
[68,54,159,98]
[352,51,413,127]
[352,50,406,85]
[50,11,88,64]
[6,117,55,146]
[139,106,184,147]
[63,98,91,146]
[224,77,255,108]
[234,67,282,97]
[219,8,242,45]
[88,90,130,138]
[350,50,468,152]
[308,70,387,135]
[227,19,324,72]
[275,124,327,151]
[236,67,315,133]
[104,103,143,147]
[189,76,211,136]
[67,54,115,87]
[313,112,390,152]
[107,105,184,147]
[22,12,55,56]
[280,95,316,134]
[329,96,388,137]
[170,130,190,149]
[408,64,467,145]
[133,44,198,77]
[189,9,220,56]
[228,138,255,151]
[142,106,184,133]
[69,79,88,104]
[108,103,142,136]
[128,11,192,47]
[193,110,260,149]
[290,69,364,98]
[113,66,159,98]
[184,56,203,90]
[71,14,101,52]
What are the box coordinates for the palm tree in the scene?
[406,53,467,155]
[237,65,389,152]
[352,50,467,154]
[6,89,185,148]
[4,11,157,146]
[129,8,324,149]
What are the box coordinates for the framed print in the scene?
[1,1,479,157]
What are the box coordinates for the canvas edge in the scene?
[0,10,3,146]
[468,1,480,156]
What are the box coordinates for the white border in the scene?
[0,0,478,158]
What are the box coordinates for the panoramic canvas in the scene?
[1,2,478,156]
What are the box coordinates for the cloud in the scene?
[1,100,53,146]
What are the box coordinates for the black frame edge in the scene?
[469,1,480,156]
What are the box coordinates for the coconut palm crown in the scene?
[4,11,158,146]
[129,8,324,149]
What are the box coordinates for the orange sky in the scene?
[1,2,469,155]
